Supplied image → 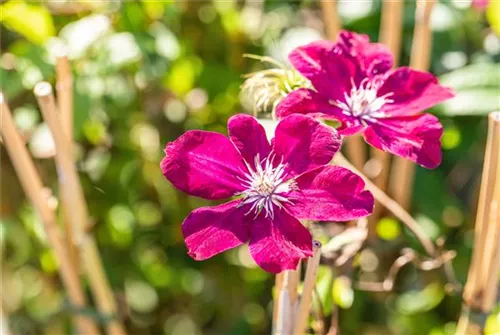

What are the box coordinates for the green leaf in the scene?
[439,63,500,90]
[439,88,500,116]
[438,63,500,116]
[0,1,55,44]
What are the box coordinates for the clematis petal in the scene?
[161,131,247,200]
[363,114,443,169]
[286,165,374,222]
[273,114,342,176]
[378,67,455,116]
[276,88,342,119]
[249,209,313,273]
[337,30,393,77]
[288,41,359,101]
[228,114,271,165]
[182,200,251,260]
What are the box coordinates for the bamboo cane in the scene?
[55,48,80,274]
[34,82,127,335]
[276,271,293,335]
[0,94,99,334]
[457,112,500,334]
[320,0,341,43]
[368,0,405,238]
[320,0,365,171]
[389,0,436,210]
[463,112,500,310]
[482,145,500,311]
[293,242,321,335]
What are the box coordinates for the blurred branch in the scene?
[357,248,458,292]
[335,153,437,257]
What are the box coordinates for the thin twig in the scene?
[0,94,99,334]
[293,241,322,335]
[34,83,127,335]
[357,248,457,292]
[389,0,436,211]
[335,153,437,257]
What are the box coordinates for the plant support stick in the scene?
[390,0,436,210]
[55,48,79,273]
[34,82,127,335]
[368,0,404,237]
[0,94,99,334]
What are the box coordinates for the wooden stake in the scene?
[34,83,127,335]
[0,94,99,334]
[320,0,341,43]
[272,273,284,332]
[293,242,321,335]
[482,146,500,311]
[389,0,436,210]
[368,0,405,237]
[463,112,500,311]
[55,48,80,275]
[276,272,293,335]
[319,0,365,171]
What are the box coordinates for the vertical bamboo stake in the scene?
[55,48,79,274]
[482,147,500,311]
[272,273,284,332]
[276,271,293,335]
[320,0,365,171]
[457,112,500,334]
[0,94,99,334]
[320,0,341,42]
[367,0,404,238]
[463,112,500,310]
[390,0,436,210]
[293,242,321,335]
[34,82,127,335]
[1,301,12,335]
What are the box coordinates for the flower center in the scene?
[332,78,393,123]
[238,154,295,219]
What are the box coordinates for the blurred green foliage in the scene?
[1,1,499,334]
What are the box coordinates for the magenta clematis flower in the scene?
[472,0,489,10]
[161,114,374,273]
[276,30,455,169]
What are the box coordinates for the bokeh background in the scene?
[1,1,500,334]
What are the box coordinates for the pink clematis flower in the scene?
[472,0,489,10]
[161,114,374,273]
[276,30,455,169]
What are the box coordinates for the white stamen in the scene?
[332,78,393,122]
[237,153,296,219]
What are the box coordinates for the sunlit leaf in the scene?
[0,1,55,44]
[486,0,500,37]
